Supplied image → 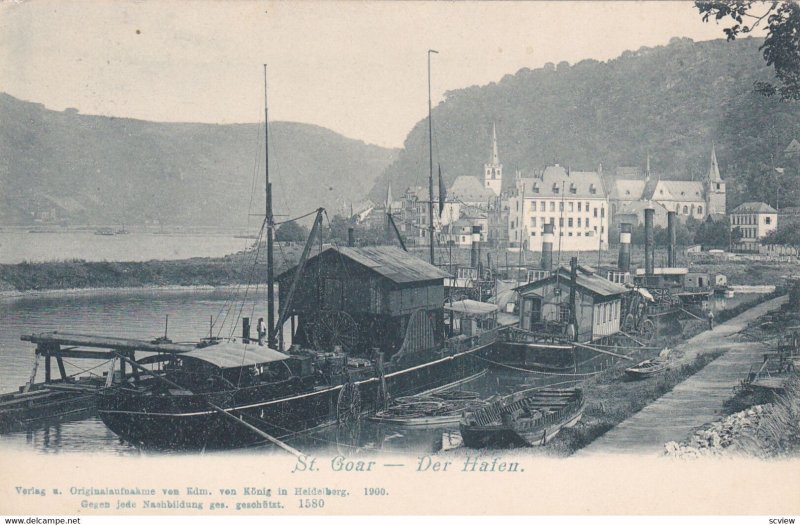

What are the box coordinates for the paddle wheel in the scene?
[311,311,359,353]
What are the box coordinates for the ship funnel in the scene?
[667,211,676,268]
[644,207,655,276]
[618,222,632,273]
[347,227,355,247]
[541,222,554,270]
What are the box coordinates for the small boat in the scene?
[94,227,116,236]
[459,388,584,448]
[370,390,488,427]
[624,358,669,379]
[625,347,671,379]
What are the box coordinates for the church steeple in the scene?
[491,122,499,164]
[705,141,726,215]
[484,122,502,196]
[708,141,722,183]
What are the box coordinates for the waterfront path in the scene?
[577,295,788,456]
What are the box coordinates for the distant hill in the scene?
[0,93,398,228]
[371,37,800,210]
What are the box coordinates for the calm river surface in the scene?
[0,231,252,263]
[0,288,764,456]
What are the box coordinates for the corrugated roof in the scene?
[516,266,627,297]
[280,246,450,284]
[183,342,290,369]
[731,202,777,214]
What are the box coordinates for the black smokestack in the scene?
[618,222,631,273]
[667,211,676,268]
[470,226,481,268]
[347,227,355,247]
[569,256,578,341]
[644,207,655,276]
[541,222,554,271]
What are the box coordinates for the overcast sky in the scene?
[0,1,744,148]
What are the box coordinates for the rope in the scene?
[274,208,323,226]
[59,358,114,378]
[473,354,604,377]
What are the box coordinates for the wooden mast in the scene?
[264,65,276,348]
[427,49,438,265]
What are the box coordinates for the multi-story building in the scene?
[730,201,778,253]
[606,144,726,224]
[507,165,609,252]
[399,186,460,245]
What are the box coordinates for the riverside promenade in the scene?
[577,295,788,456]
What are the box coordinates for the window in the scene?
[578,218,582,227]
[716,183,720,190]
[559,218,564,227]
[568,218,573,227]
[531,231,536,236]
[593,208,598,218]
[586,219,590,228]
[766,217,772,225]
[570,183,577,194]
[578,202,582,212]
[586,202,590,211]
[577,232,582,236]
[698,206,703,215]
[589,184,597,195]
[533,183,539,193]
[601,207,605,218]
[550,202,555,212]
[559,303,570,322]
[683,205,689,214]
[530,217,537,227]
[568,202,574,212]
[559,201,564,212]
[568,232,573,236]
[553,183,560,194]
[540,201,546,211]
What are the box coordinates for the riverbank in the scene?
[0,244,308,294]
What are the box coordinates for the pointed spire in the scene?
[708,141,722,182]
[646,151,651,179]
[491,122,499,164]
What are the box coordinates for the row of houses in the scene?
[356,126,796,254]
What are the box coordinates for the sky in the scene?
[0,1,742,149]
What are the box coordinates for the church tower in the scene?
[484,122,503,196]
[705,142,726,215]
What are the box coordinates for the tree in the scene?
[275,220,309,242]
[762,221,800,251]
[694,216,731,249]
[696,1,800,100]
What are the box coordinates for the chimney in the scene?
[470,226,481,268]
[541,222,554,270]
[618,222,632,273]
[644,207,655,276]
[667,211,676,268]
[347,227,355,247]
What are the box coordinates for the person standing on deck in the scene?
[707,310,715,331]
[257,317,267,345]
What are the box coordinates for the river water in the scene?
[0,231,252,263]
[0,288,764,456]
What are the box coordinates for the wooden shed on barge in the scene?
[277,246,451,362]
[515,265,628,344]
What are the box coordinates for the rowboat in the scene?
[624,358,669,379]
[459,388,584,448]
[370,390,489,427]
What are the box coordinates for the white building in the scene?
[730,201,778,253]
[508,165,609,252]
